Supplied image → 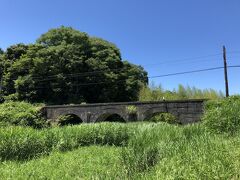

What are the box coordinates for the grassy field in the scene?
[0,146,125,179]
[0,122,240,179]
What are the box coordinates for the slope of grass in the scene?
[0,146,126,179]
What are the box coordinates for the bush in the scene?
[126,105,137,114]
[148,113,178,124]
[202,96,240,135]
[57,114,83,126]
[0,101,47,128]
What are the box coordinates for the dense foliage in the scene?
[0,101,46,128]
[139,83,224,101]
[202,96,240,135]
[0,27,148,104]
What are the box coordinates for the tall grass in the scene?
[0,122,240,179]
[122,123,240,179]
[0,123,134,161]
[0,146,127,179]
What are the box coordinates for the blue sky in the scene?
[1,0,240,94]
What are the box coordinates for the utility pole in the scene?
[223,46,229,97]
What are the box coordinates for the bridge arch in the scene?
[57,113,83,126]
[94,113,126,123]
[142,108,178,123]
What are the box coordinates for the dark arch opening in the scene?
[145,112,178,124]
[96,113,126,123]
[58,114,83,126]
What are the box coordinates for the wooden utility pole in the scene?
[223,46,229,97]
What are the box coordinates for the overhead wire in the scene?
[1,51,240,90]
[32,65,240,89]
[3,52,231,82]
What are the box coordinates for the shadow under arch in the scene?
[96,113,126,123]
[58,114,83,126]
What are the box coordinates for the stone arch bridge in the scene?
[42,99,205,124]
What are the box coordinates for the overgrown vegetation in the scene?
[0,96,240,178]
[122,123,240,179]
[139,83,224,101]
[203,95,240,135]
[0,101,46,128]
[147,112,177,124]
[0,146,126,179]
[57,114,83,126]
[0,122,240,179]
[0,123,132,161]
[126,105,137,114]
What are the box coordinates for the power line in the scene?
[6,57,231,83]
[150,65,240,78]
[25,65,240,90]
[2,52,240,88]
[2,65,240,91]
[149,66,225,78]
[3,51,234,81]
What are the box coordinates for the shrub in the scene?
[0,101,47,128]
[148,113,177,124]
[126,105,137,114]
[57,114,83,126]
[126,105,138,121]
[202,96,240,135]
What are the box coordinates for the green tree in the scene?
[1,44,29,96]
[2,27,148,104]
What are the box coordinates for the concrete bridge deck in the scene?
[42,99,206,124]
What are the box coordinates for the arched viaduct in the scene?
[41,99,205,124]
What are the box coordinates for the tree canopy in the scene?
[0,27,148,104]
